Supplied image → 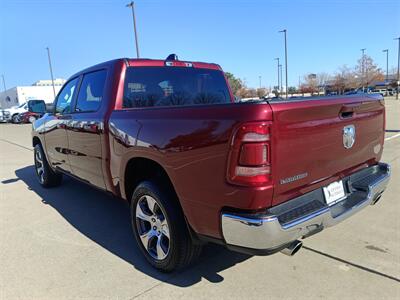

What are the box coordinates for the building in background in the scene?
[0,79,66,109]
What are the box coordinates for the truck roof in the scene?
[69,57,222,80]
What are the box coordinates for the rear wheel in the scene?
[130,181,202,272]
[34,144,62,188]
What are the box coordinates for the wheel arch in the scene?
[32,136,41,147]
[123,157,177,205]
[123,156,201,245]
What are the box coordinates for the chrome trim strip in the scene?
[221,162,391,250]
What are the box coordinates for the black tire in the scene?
[34,144,63,188]
[130,181,202,272]
[11,114,19,123]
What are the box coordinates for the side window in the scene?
[55,78,79,114]
[75,70,107,112]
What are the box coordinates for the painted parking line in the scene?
[385,133,400,141]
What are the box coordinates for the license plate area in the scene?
[323,180,346,206]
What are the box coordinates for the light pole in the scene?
[395,37,400,100]
[279,64,283,94]
[274,58,280,95]
[361,48,366,92]
[382,49,389,88]
[46,47,56,99]
[1,75,6,92]
[279,29,288,98]
[126,1,140,58]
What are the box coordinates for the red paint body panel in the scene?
[19,111,42,123]
[32,58,386,240]
[109,103,274,237]
[268,96,385,206]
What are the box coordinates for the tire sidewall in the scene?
[12,114,18,123]
[130,181,181,271]
[34,144,48,185]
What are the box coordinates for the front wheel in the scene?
[130,181,202,272]
[34,144,63,188]
[11,114,19,123]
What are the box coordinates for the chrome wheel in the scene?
[34,148,45,184]
[135,195,170,260]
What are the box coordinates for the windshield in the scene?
[123,67,231,108]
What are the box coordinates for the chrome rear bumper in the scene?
[221,163,391,252]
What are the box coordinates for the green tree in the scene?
[225,72,243,95]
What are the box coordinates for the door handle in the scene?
[57,123,67,129]
[83,123,100,133]
[339,103,361,118]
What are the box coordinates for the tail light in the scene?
[227,122,271,186]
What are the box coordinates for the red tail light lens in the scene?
[227,122,272,186]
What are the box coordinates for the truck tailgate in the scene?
[268,95,385,207]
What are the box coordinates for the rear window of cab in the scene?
[122,67,231,108]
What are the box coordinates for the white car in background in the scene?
[0,109,11,122]
[2,102,28,123]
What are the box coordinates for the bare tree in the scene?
[316,72,331,88]
[303,74,318,95]
[331,65,355,94]
[256,88,267,98]
[355,55,384,89]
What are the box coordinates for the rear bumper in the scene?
[221,162,391,253]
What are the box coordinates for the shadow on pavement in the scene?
[10,165,251,287]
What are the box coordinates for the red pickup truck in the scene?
[32,56,391,272]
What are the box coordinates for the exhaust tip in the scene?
[371,195,382,205]
[281,240,303,256]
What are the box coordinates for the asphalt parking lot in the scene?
[1,100,399,300]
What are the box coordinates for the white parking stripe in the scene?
[385,133,400,141]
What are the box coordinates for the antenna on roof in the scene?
[166,54,178,61]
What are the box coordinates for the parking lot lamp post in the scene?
[279,64,283,93]
[1,75,6,92]
[382,49,389,86]
[274,58,280,96]
[45,47,56,99]
[279,29,288,99]
[126,1,140,58]
[395,37,400,100]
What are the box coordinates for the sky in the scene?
[1,0,399,89]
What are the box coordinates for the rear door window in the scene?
[123,67,231,108]
[75,70,107,112]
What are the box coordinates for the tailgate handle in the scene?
[340,103,360,119]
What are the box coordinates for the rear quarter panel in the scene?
[109,103,273,238]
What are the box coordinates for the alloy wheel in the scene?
[34,148,45,184]
[135,195,170,260]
